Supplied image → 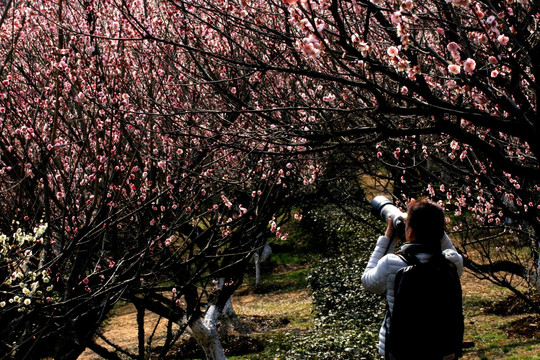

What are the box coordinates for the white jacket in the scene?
[361,234,463,357]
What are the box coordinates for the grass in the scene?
[228,258,314,360]
[231,264,540,360]
[236,264,313,326]
[86,237,539,360]
[270,268,309,291]
[459,272,540,360]
[462,312,540,359]
[227,333,292,360]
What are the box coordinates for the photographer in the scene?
[361,199,464,360]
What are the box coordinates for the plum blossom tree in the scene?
[0,0,539,358]
[0,1,316,359]
[112,0,539,310]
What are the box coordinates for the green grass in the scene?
[271,252,307,266]
[227,332,292,360]
[236,265,313,327]
[459,276,540,360]
[232,267,540,360]
[269,268,309,291]
[461,312,540,360]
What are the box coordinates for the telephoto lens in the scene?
[371,196,406,239]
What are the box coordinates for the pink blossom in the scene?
[316,19,326,32]
[401,0,414,11]
[491,69,499,78]
[463,58,476,74]
[390,11,402,24]
[323,93,335,102]
[303,43,320,58]
[387,46,399,57]
[488,56,498,64]
[448,64,461,74]
[447,42,460,52]
[497,34,509,45]
[474,4,485,18]
[269,219,277,233]
[473,92,487,104]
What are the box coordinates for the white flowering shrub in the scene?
[0,223,54,313]
[0,223,63,356]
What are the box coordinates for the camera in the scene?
[371,196,406,239]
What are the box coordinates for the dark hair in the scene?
[406,199,445,253]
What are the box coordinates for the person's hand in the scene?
[385,218,404,243]
[384,218,394,239]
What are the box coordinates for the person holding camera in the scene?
[361,199,464,360]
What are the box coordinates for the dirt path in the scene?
[78,304,179,360]
[78,288,312,359]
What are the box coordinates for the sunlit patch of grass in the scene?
[234,289,313,326]
[234,262,314,331]
[461,273,540,360]
[462,311,540,359]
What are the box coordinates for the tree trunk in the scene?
[254,243,272,286]
[187,305,227,360]
[254,252,261,286]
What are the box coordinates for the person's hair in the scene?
[406,199,445,252]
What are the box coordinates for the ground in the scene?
[79,269,539,360]
[78,283,312,360]
[459,271,540,359]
